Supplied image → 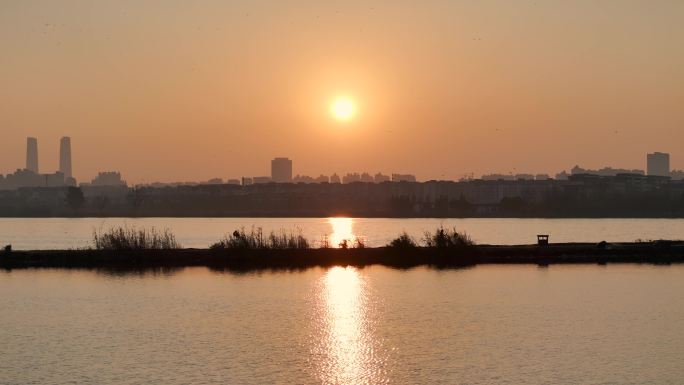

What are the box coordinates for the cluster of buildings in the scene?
[480,152,678,181]
[242,153,675,187]
[0,137,127,190]
[0,137,76,189]
[2,136,680,194]
[185,157,417,187]
[2,143,684,216]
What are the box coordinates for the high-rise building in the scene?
[26,137,38,173]
[647,152,670,176]
[59,137,72,179]
[271,157,293,183]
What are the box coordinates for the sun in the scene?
[330,97,355,121]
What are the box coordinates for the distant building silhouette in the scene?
[0,168,68,189]
[44,171,65,187]
[482,174,515,181]
[290,174,330,184]
[360,172,374,183]
[90,171,126,186]
[481,173,546,181]
[5,168,43,188]
[392,173,417,182]
[59,137,72,179]
[339,172,395,183]
[253,176,272,184]
[555,171,570,180]
[205,178,223,185]
[271,157,292,183]
[227,179,241,185]
[242,177,253,186]
[570,165,644,176]
[26,137,38,173]
[293,174,315,183]
[515,174,535,180]
[0,137,74,189]
[374,173,390,183]
[343,173,361,184]
[670,170,684,180]
[647,152,670,176]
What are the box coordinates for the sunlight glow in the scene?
[311,265,388,383]
[330,97,355,121]
[329,217,354,248]
[322,266,367,383]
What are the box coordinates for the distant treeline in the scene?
[2,178,684,217]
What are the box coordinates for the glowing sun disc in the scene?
[331,98,355,121]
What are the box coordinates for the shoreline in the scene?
[2,242,683,271]
[4,215,684,219]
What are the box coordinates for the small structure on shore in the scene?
[537,234,549,246]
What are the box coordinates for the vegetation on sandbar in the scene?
[93,226,181,250]
[90,225,474,251]
[210,227,310,250]
[422,226,474,248]
[387,232,418,249]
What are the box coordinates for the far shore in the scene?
[2,242,683,271]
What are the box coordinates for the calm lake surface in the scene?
[2,217,684,249]
[2,265,683,384]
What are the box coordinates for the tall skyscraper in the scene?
[26,137,38,173]
[59,137,72,178]
[271,157,293,183]
[647,152,670,176]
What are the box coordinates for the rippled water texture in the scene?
[2,265,684,384]
[2,217,684,249]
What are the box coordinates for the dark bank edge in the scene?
[2,243,684,272]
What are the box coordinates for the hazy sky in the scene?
[1,0,683,183]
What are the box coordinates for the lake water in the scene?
[2,217,684,250]
[2,265,683,384]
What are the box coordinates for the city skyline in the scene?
[5,131,683,185]
[2,136,682,189]
[1,1,683,183]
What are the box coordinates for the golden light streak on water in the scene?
[311,266,388,384]
[328,217,354,248]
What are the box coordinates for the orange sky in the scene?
[1,1,683,183]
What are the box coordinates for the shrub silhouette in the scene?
[423,226,474,248]
[338,239,349,249]
[336,237,365,249]
[387,232,417,248]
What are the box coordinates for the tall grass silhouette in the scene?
[93,226,180,250]
[210,227,310,250]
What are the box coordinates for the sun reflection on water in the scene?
[311,266,388,384]
[329,217,354,248]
